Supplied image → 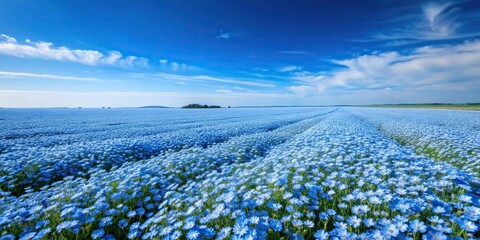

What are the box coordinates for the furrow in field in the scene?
[0,109,335,196]
[0,108,323,150]
[347,107,480,177]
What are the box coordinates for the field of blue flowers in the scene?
[0,107,479,240]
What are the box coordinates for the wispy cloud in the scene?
[217,30,232,39]
[367,1,480,44]
[159,59,201,72]
[278,50,312,55]
[216,30,248,39]
[153,72,276,88]
[215,89,233,93]
[0,34,16,43]
[277,65,301,72]
[0,34,149,68]
[0,71,110,82]
[289,40,480,96]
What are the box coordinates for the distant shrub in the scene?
[182,103,221,108]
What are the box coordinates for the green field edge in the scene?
[360,104,480,111]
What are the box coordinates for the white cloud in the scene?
[0,34,149,68]
[289,40,480,99]
[118,56,149,69]
[277,65,300,72]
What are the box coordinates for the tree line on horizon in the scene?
[182,103,221,108]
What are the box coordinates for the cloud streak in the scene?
[368,1,480,43]
[216,30,247,39]
[0,34,149,68]
[0,71,130,82]
[278,50,312,55]
[277,65,300,72]
[153,73,276,88]
[0,71,100,82]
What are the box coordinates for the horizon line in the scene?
[1,102,479,109]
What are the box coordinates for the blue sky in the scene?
[1,0,480,107]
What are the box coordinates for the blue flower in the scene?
[201,227,215,238]
[290,233,304,240]
[363,218,375,227]
[428,216,444,225]
[19,232,36,240]
[0,235,15,240]
[458,194,472,203]
[457,219,478,232]
[326,209,336,216]
[382,223,399,237]
[369,196,382,205]
[233,221,248,236]
[409,219,427,233]
[432,206,445,214]
[369,229,384,240]
[270,219,283,232]
[136,207,145,216]
[423,231,448,240]
[118,219,128,228]
[34,220,49,230]
[99,216,113,227]
[286,205,294,213]
[127,229,141,239]
[186,229,200,240]
[318,212,329,220]
[216,227,231,240]
[313,230,328,240]
[91,229,104,239]
[127,210,136,218]
[36,228,51,239]
[56,221,71,232]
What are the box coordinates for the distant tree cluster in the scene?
[182,103,221,108]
